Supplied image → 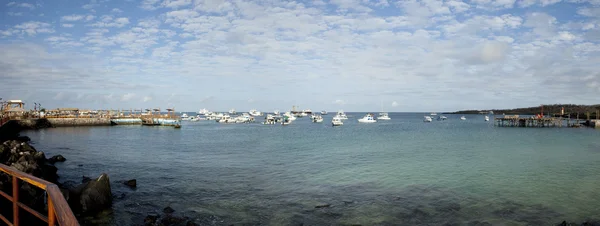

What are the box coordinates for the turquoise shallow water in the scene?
[23,113,600,225]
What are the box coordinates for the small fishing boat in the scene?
[332,117,343,126]
[460,116,466,120]
[174,124,181,129]
[438,115,447,120]
[321,110,328,115]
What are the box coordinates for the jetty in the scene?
[494,115,570,127]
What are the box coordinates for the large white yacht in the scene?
[358,113,377,123]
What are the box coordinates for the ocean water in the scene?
[22,113,600,225]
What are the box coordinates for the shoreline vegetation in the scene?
[1,126,600,225]
[445,104,600,118]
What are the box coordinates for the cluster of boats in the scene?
[423,113,490,122]
[182,108,394,126]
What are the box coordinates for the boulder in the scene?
[69,173,113,215]
[163,206,175,214]
[48,154,67,164]
[124,179,137,188]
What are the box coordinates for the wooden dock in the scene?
[494,115,581,128]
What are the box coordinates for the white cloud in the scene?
[333,100,346,105]
[89,16,130,28]
[111,8,124,13]
[16,3,35,9]
[62,24,75,28]
[121,93,136,101]
[141,0,161,10]
[7,12,23,16]
[391,101,399,107]
[85,15,96,21]
[162,0,192,8]
[61,15,85,22]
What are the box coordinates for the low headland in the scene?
[445,104,600,118]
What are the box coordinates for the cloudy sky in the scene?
[1,0,599,112]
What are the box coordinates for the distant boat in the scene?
[332,117,343,126]
[438,115,447,120]
[321,110,328,115]
[281,115,292,125]
[378,112,391,120]
[313,114,323,123]
[358,113,377,123]
[461,116,466,120]
[273,110,280,116]
[181,113,190,120]
[485,115,490,121]
[198,108,210,115]
[249,109,262,117]
[229,109,236,115]
[424,116,433,122]
[336,110,348,120]
[430,112,437,116]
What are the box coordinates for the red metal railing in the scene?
[0,164,79,226]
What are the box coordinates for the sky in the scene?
[0,0,599,112]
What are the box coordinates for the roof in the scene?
[57,108,79,111]
[5,107,25,112]
[8,100,22,103]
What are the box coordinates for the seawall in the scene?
[47,118,112,127]
[17,118,112,128]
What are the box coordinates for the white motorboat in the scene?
[218,114,236,123]
[321,110,328,115]
[273,110,280,116]
[249,109,262,117]
[190,116,200,122]
[332,117,344,126]
[460,116,466,120]
[313,114,323,123]
[281,115,292,125]
[358,113,377,123]
[378,112,391,120]
[438,115,447,120]
[430,112,437,116]
[181,113,190,121]
[229,109,236,115]
[283,112,297,121]
[485,115,490,121]
[263,114,278,124]
[198,108,210,115]
[424,116,433,122]
[336,110,348,120]
[235,113,254,123]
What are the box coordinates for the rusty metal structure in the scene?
[0,164,78,226]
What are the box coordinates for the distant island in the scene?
[445,104,600,118]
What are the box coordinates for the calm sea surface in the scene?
[23,113,600,225]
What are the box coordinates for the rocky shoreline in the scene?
[0,133,199,226]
